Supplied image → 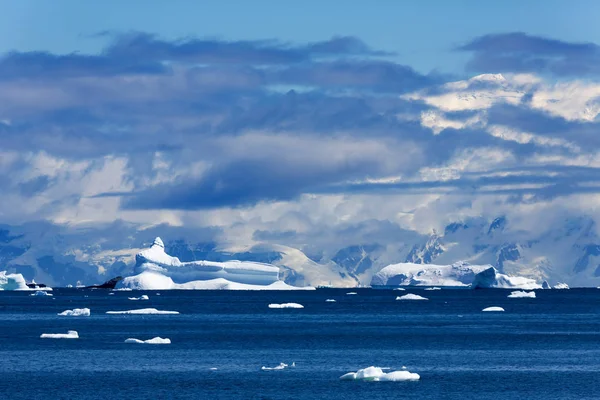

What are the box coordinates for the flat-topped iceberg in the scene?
[482,306,505,312]
[115,237,313,291]
[372,262,541,290]
[340,366,420,382]
[41,330,79,339]
[396,294,428,301]
[268,303,304,309]
[508,291,536,298]
[58,308,90,316]
[106,308,179,315]
[128,295,149,301]
[124,337,171,344]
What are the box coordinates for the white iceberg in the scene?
[261,362,288,371]
[325,299,336,302]
[124,337,171,344]
[396,294,428,301]
[58,308,90,316]
[425,287,441,291]
[0,271,30,291]
[40,330,79,339]
[340,366,420,382]
[346,292,358,295]
[482,306,505,312]
[128,295,149,301]
[268,303,304,309]
[372,262,541,289]
[553,283,570,289]
[106,308,179,315]
[30,290,52,297]
[393,288,406,291]
[508,291,536,298]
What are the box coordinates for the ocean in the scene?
[0,288,599,399]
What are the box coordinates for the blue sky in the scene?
[2,0,600,74]
[2,0,600,250]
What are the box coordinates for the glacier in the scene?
[116,237,313,290]
[372,262,541,289]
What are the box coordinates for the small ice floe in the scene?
[340,366,420,382]
[108,293,115,296]
[553,283,569,289]
[156,293,161,296]
[261,362,289,371]
[425,287,441,291]
[325,299,336,302]
[106,308,179,315]
[268,303,304,309]
[124,337,171,344]
[128,295,149,301]
[112,288,133,291]
[508,291,536,298]
[482,306,505,312]
[396,294,428,301]
[40,330,79,339]
[58,308,90,317]
[209,367,218,371]
[30,290,52,297]
[346,292,358,295]
[393,288,406,291]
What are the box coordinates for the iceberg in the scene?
[261,363,289,371]
[268,303,304,309]
[40,330,79,339]
[124,337,171,344]
[346,292,358,295]
[372,262,541,289]
[128,295,149,301]
[482,306,505,312]
[58,308,91,316]
[0,271,31,291]
[508,291,536,298]
[106,308,179,315]
[425,287,441,291]
[30,290,53,297]
[340,366,420,382]
[553,283,570,289]
[325,299,336,302]
[396,294,428,301]
[115,238,313,291]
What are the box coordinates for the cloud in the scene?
[458,32,600,76]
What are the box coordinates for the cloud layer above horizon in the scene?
[2,31,600,248]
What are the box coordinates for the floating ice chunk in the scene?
[106,308,179,315]
[508,291,536,298]
[128,295,149,301]
[58,308,90,316]
[393,288,406,291]
[40,330,79,339]
[396,294,428,301]
[112,288,133,291]
[124,337,171,344]
[209,367,218,371]
[261,363,288,371]
[346,292,358,295]
[268,303,304,309]
[482,306,505,312]
[425,287,441,291]
[325,299,336,302]
[553,283,569,289]
[340,366,420,381]
[108,293,115,296]
[30,290,52,297]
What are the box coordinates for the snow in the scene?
[482,306,505,312]
[396,294,428,301]
[128,295,149,301]
[124,337,171,344]
[118,271,314,291]
[268,303,304,309]
[373,263,542,290]
[0,271,30,291]
[508,291,536,298]
[553,283,570,289]
[261,363,289,371]
[325,299,336,302]
[106,308,179,315]
[425,287,442,291]
[30,290,52,297]
[40,330,79,339]
[340,366,420,382]
[58,308,90,316]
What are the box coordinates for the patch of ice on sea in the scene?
[325,299,336,302]
[106,308,179,315]
[30,290,52,297]
[508,290,535,298]
[128,295,149,301]
[124,337,171,344]
[482,306,505,312]
[396,294,428,301]
[268,303,304,309]
[40,330,79,339]
[340,366,420,381]
[58,308,90,316]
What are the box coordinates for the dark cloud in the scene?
[458,32,600,76]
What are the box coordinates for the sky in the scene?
[2,0,600,250]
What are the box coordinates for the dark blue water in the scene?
[1,288,599,400]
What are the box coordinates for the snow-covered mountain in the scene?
[1,215,600,287]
